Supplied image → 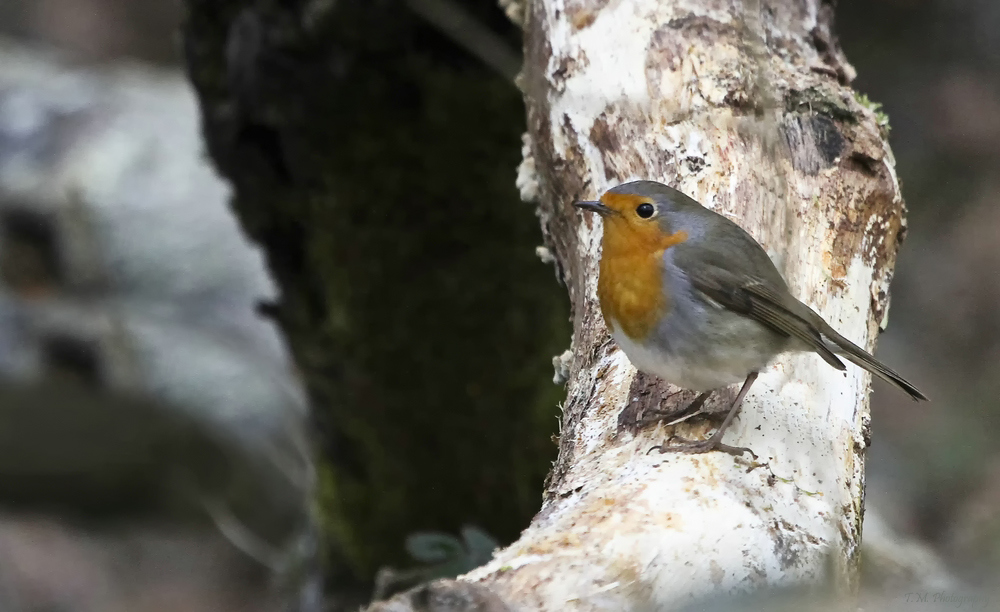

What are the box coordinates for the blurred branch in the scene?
[204,497,285,570]
[861,511,957,591]
[404,0,521,81]
[0,40,318,609]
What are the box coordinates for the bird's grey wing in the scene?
[673,238,846,371]
[671,216,925,399]
[688,258,927,398]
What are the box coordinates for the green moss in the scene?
[785,86,891,139]
[853,91,892,137]
[183,0,568,584]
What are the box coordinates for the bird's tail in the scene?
[820,325,927,401]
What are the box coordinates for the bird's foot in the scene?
[645,374,759,460]
[648,435,757,460]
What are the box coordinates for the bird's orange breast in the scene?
[596,216,687,341]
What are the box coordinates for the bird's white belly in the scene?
[610,326,766,391]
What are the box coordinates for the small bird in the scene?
[575,180,926,458]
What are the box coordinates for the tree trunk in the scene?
[181,0,567,599]
[375,0,908,609]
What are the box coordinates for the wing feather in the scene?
[686,265,846,370]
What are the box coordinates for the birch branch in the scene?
[380,0,908,609]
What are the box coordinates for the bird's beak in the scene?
[574,200,614,216]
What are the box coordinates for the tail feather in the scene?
[821,325,927,401]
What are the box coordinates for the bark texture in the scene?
[456,0,904,608]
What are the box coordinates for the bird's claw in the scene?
[648,436,757,460]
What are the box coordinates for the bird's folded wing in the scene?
[687,264,846,370]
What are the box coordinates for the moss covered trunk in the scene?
[181,0,569,592]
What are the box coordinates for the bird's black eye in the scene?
[636,203,655,218]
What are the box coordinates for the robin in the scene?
[575,180,926,458]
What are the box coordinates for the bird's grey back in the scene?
[663,200,787,292]
[609,180,788,292]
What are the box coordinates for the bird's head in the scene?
[574,181,691,256]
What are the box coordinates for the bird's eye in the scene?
[636,203,655,218]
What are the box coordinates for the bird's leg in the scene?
[649,372,759,459]
[637,391,711,428]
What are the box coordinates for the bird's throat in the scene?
[596,227,687,341]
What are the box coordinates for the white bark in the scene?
[465,0,903,609]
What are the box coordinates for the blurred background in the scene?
[0,0,996,610]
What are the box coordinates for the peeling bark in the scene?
[378,0,909,609]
